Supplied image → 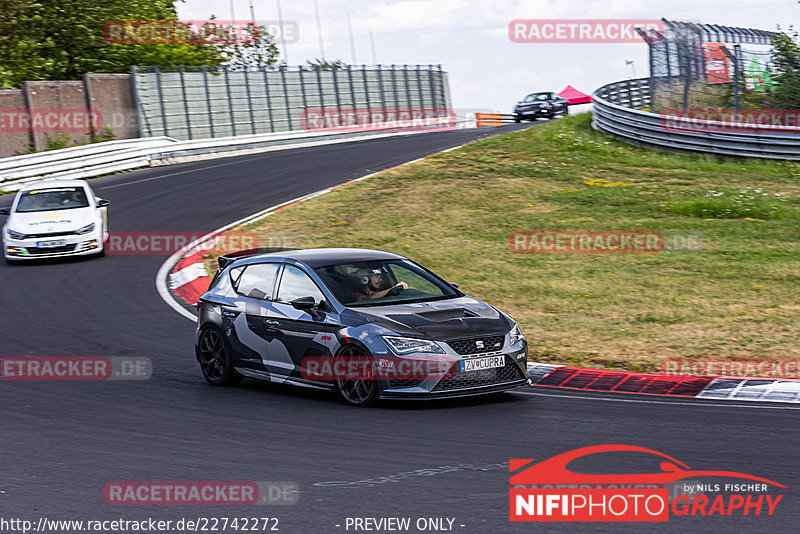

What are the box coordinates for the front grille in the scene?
[388,379,423,389]
[447,336,504,355]
[25,244,76,255]
[432,355,524,392]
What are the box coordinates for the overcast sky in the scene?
[177,0,798,112]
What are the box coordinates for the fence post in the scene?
[280,67,293,131]
[402,65,412,112]
[129,65,148,137]
[154,66,169,138]
[262,68,275,133]
[427,64,437,111]
[202,66,216,138]
[376,64,387,115]
[362,65,372,118]
[720,45,739,112]
[224,66,238,137]
[178,66,193,140]
[244,69,257,135]
[734,44,742,113]
[315,65,325,126]
[414,65,424,110]
[390,64,400,111]
[299,66,309,130]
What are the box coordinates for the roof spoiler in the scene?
[217,247,296,271]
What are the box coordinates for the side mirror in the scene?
[290,296,317,311]
[449,282,459,289]
[0,207,10,215]
[96,198,110,207]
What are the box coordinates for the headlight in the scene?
[75,223,95,235]
[7,229,27,240]
[382,336,445,355]
[508,324,526,346]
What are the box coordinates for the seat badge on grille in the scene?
[475,340,484,349]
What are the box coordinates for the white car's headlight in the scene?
[382,336,445,355]
[7,229,27,240]
[508,324,526,346]
[75,223,95,235]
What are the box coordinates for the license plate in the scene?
[37,240,66,248]
[460,356,505,373]
[523,111,534,115]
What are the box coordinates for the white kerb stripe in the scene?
[169,262,208,289]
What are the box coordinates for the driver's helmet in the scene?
[356,267,386,288]
[356,267,384,286]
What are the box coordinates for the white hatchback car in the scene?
[1,179,109,263]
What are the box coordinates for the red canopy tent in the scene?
[558,86,592,105]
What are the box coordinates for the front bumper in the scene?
[378,342,529,400]
[513,107,550,117]
[4,231,104,260]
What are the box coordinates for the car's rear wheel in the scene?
[197,326,243,386]
[334,344,379,407]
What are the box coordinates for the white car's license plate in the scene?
[37,240,67,248]
[460,356,505,372]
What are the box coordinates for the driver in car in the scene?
[354,267,408,301]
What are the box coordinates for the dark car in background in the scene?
[195,248,529,406]
[513,92,569,122]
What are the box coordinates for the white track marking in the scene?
[518,390,800,410]
[155,139,485,322]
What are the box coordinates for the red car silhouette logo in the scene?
[510,444,785,487]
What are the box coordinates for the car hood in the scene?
[344,296,514,340]
[9,207,95,233]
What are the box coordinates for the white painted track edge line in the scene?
[155,140,480,322]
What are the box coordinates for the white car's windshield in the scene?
[315,259,459,307]
[16,187,90,213]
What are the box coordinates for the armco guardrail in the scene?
[0,137,180,188]
[475,113,517,126]
[0,124,459,192]
[592,78,800,161]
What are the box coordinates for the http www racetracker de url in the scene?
[0,517,281,534]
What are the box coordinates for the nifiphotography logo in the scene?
[509,445,785,522]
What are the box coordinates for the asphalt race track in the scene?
[1,124,798,533]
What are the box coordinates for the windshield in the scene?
[16,187,90,212]
[523,92,550,102]
[315,259,459,307]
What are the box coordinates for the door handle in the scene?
[265,320,280,326]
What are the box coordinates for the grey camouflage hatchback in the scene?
[195,248,529,406]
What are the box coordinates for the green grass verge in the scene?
[207,114,800,371]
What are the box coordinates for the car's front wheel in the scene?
[197,326,243,386]
[334,344,379,407]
